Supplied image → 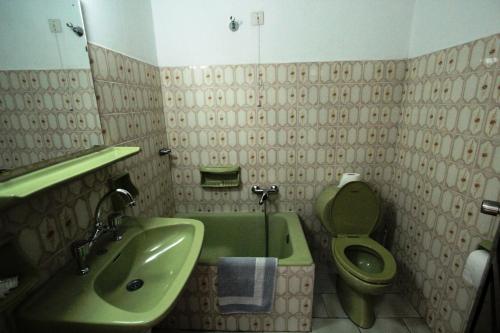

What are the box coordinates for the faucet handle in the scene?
[71,240,90,275]
[108,212,124,241]
[72,239,90,257]
[108,212,122,227]
[269,185,279,192]
[252,185,263,193]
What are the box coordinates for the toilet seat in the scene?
[332,236,396,285]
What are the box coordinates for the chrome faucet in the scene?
[251,185,279,205]
[72,188,136,275]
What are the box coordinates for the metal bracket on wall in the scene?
[481,200,500,216]
[466,199,500,333]
[66,22,84,37]
[159,148,172,156]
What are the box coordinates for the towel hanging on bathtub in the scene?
[217,257,278,314]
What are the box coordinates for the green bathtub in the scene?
[175,212,313,266]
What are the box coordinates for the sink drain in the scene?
[126,279,144,292]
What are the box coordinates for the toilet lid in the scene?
[322,181,380,236]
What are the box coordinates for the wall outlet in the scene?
[251,11,264,26]
[48,19,62,33]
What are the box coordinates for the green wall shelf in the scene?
[200,165,240,188]
[0,146,140,208]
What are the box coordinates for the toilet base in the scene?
[336,277,375,329]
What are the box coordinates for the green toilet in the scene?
[315,181,397,328]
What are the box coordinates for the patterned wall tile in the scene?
[87,43,175,217]
[160,34,499,333]
[160,59,405,262]
[391,33,499,333]
[0,69,103,169]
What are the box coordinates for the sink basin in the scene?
[16,217,204,333]
[94,224,195,312]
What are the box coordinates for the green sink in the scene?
[16,217,204,333]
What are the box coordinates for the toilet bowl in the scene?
[315,181,397,328]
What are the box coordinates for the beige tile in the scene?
[403,318,431,333]
[322,293,348,318]
[359,318,409,333]
[373,294,419,318]
[312,318,359,333]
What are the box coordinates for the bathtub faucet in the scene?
[251,185,279,205]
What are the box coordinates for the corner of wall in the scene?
[148,0,161,67]
[406,0,419,59]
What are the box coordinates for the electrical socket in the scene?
[251,11,264,26]
[48,19,62,33]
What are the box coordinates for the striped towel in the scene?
[217,257,278,314]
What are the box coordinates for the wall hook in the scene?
[66,22,84,37]
[229,16,239,32]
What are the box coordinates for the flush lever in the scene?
[481,200,500,216]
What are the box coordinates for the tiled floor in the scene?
[155,264,431,333]
[311,265,431,333]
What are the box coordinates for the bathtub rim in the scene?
[175,212,314,266]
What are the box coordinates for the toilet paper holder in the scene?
[481,200,500,216]
[465,200,500,333]
[478,240,493,252]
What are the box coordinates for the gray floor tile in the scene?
[374,294,420,318]
[359,318,409,333]
[403,318,432,333]
[322,293,348,318]
[313,295,329,318]
[312,318,360,333]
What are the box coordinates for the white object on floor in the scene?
[337,173,361,188]
[0,276,18,290]
[0,276,19,298]
[463,249,489,288]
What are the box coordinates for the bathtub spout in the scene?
[259,192,269,205]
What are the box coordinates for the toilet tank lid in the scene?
[316,181,380,236]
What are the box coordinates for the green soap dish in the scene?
[200,166,240,188]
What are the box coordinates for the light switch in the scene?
[48,19,62,33]
[251,11,264,26]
